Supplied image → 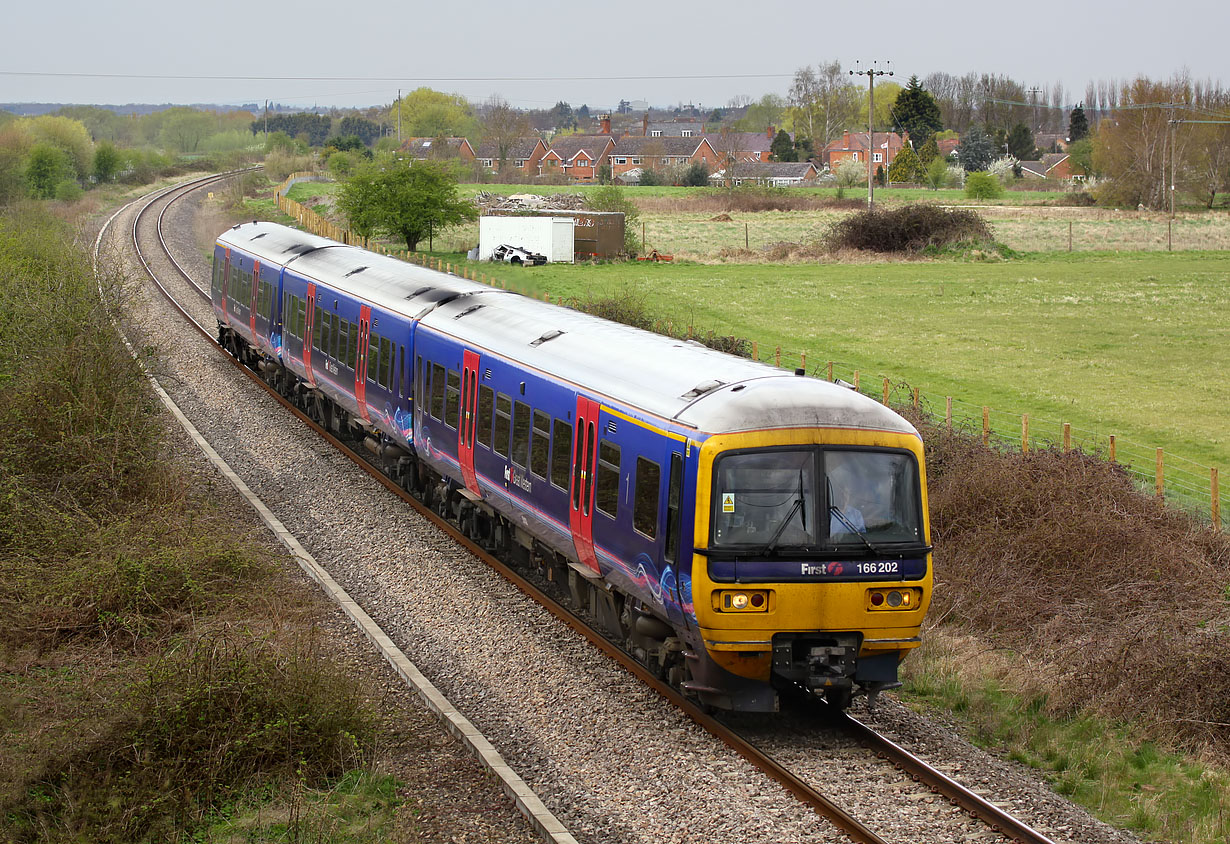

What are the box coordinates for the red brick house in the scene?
[545,134,616,181]
[709,161,820,187]
[822,131,908,173]
[937,136,960,159]
[605,135,723,181]
[399,137,477,162]
[474,138,549,176]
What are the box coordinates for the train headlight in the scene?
[714,590,771,612]
[866,588,920,611]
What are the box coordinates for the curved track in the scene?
[127,175,1068,844]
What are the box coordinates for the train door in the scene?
[663,450,689,623]
[458,350,480,494]
[248,261,260,340]
[220,248,230,322]
[303,283,316,385]
[569,396,601,574]
[355,305,371,422]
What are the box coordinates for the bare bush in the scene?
[825,204,995,253]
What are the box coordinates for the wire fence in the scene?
[271,174,1225,533]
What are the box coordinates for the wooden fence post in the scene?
[854,370,860,391]
[752,341,758,361]
[775,346,781,367]
[1063,423,1071,452]
[1214,468,1221,531]
[1156,448,1164,499]
[946,396,952,430]
[827,361,834,381]
[1110,435,1117,463]
[982,407,989,446]
[882,377,890,405]
[913,387,919,410]
[801,352,807,370]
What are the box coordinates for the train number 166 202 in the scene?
[856,560,900,576]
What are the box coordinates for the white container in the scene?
[478,216,575,263]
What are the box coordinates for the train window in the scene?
[551,420,572,491]
[333,314,344,361]
[212,258,222,295]
[477,385,493,448]
[398,346,405,398]
[313,306,323,351]
[494,393,511,458]
[530,410,550,479]
[347,322,358,370]
[582,423,596,516]
[298,299,306,339]
[415,355,423,402]
[596,441,620,519]
[321,313,332,359]
[511,401,531,468]
[633,457,661,539]
[368,335,379,382]
[444,370,460,429]
[664,453,683,563]
[430,363,446,419]
[380,337,392,388]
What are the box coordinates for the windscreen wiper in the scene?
[829,505,887,555]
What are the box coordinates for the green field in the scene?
[488,252,1230,480]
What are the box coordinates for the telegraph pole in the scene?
[397,89,402,144]
[851,61,892,211]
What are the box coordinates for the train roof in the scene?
[217,221,489,318]
[421,289,916,438]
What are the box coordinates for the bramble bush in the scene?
[825,204,994,253]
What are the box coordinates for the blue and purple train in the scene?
[212,221,934,711]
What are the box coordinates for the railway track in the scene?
[113,173,1134,844]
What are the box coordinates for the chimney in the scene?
[767,125,774,140]
[642,113,649,136]
[599,114,611,134]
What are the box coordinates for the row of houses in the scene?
[400,115,1076,185]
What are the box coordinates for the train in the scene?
[212,220,933,712]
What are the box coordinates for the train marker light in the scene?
[715,590,770,612]
[870,592,885,606]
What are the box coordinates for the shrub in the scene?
[964,171,1003,199]
[834,157,866,187]
[587,184,639,254]
[572,287,653,330]
[54,179,83,202]
[681,161,709,187]
[825,204,994,253]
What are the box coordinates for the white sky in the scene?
[2,0,1224,112]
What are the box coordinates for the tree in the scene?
[924,156,949,190]
[964,171,1003,199]
[548,101,576,133]
[915,134,940,166]
[325,135,366,153]
[0,125,32,203]
[788,62,860,149]
[733,93,786,133]
[480,96,532,172]
[93,141,121,183]
[957,127,995,171]
[1006,123,1036,160]
[770,129,796,162]
[336,159,477,251]
[709,108,723,124]
[1068,105,1089,142]
[1093,75,1188,208]
[587,184,639,253]
[886,145,924,183]
[391,88,476,139]
[25,143,75,198]
[337,116,380,147]
[890,76,943,144]
[22,115,93,177]
[681,161,709,187]
[834,158,865,187]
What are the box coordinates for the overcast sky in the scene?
[2,0,1224,112]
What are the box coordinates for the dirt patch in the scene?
[710,213,733,222]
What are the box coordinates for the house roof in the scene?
[399,137,472,157]
[1020,153,1071,178]
[645,121,704,136]
[474,137,543,160]
[548,134,615,162]
[823,132,904,153]
[704,131,776,155]
[608,135,710,156]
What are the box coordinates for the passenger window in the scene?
[333,315,345,361]
[431,363,446,419]
[494,393,511,458]
[512,400,531,468]
[380,337,392,388]
[477,385,494,448]
[444,369,460,429]
[531,410,550,479]
[320,311,331,355]
[314,306,323,351]
[596,441,620,518]
[551,420,572,490]
[634,457,661,539]
[348,322,358,370]
[369,335,380,382]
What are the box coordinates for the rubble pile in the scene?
[473,192,590,212]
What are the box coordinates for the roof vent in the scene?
[681,379,723,400]
[454,304,485,319]
[344,266,368,277]
[530,329,565,347]
[250,233,267,240]
[407,285,434,299]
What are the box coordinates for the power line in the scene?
[0,69,795,83]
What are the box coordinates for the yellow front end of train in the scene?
[691,426,933,707]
